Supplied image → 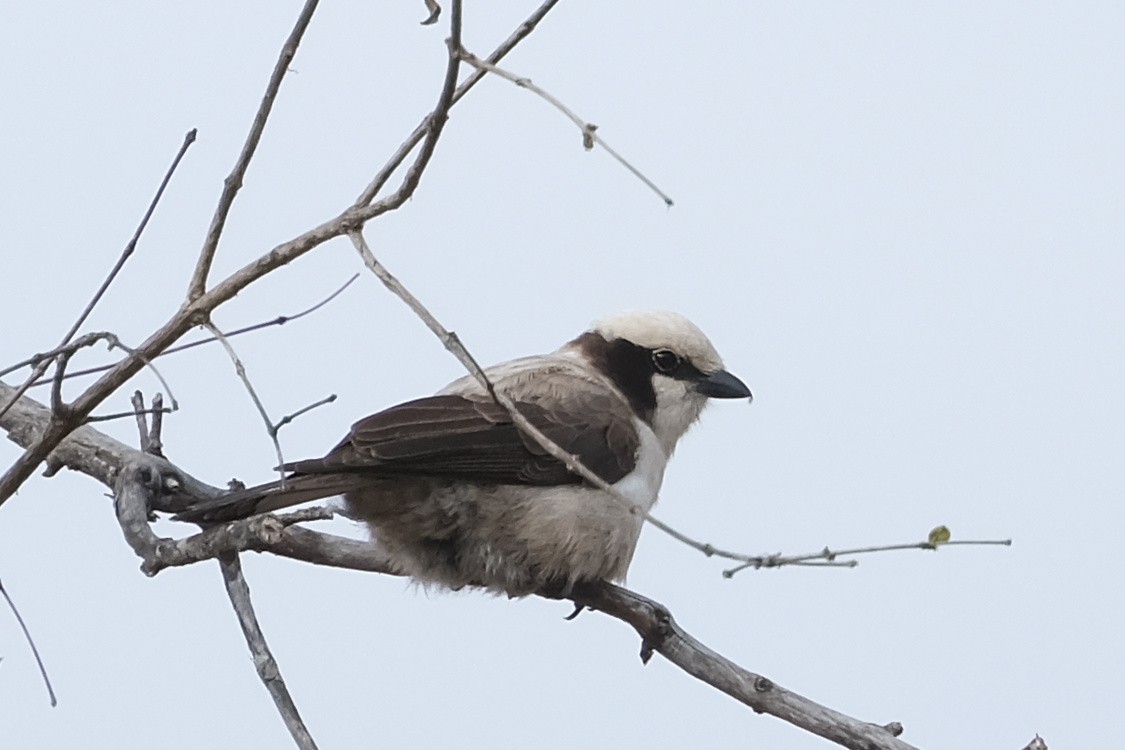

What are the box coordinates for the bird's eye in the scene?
[651,349,681,374]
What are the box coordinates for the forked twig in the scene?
[203,322,286,479]
[356,0,561,205]
[30,275,360,388]
[458,50,674,206]
[0,131,194,421]
[721,536,1014,577]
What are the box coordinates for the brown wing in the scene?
[282,394,639,486]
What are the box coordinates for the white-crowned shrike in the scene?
[176,311,750,596]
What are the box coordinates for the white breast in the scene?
[610,418,668,513]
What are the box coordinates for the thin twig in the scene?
[129,391,166,458]
[2,332,177,473]
[273,395,337,435]
[348,0,463,222]
[3,332,119,380]
[31,275,360,388]
[203,322,286,480]
[86,406,173,424]
[2,332,120,417]
[0,578,57,707]
[0,361,51,424]
[348,230,686,542]
[67,129,198,343]
[356,0,560,205]
[721,538,1014,577]
[187,0,320,300]
[131,392,152,454]
[50,353,75,416]
[1,129,192,415]
[459,50,674,206]
[351,230,1011,574]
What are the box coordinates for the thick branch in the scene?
[219,553,319,750]
[570,583,918,750]
[5,376,931,749]
[2,379,139,488]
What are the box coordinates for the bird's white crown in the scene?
[592,310,724,373]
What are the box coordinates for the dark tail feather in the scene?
[172,474,361,524]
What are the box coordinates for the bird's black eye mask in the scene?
[649,347,707,382]
[572,332,718,425]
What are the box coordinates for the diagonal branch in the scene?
[569,582,919,750]
[3,381,1007,749]
[347,229,764,565]
[188,0,320,301]
[117,404,324,750]
[219,554,319,750]
[346,0,463,221]
[111,454,920,750]
[458,50,674,206]
[0,125,194,422]
[0,0,553,509]
[355,0,561,205]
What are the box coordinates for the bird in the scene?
[175,310,751,597]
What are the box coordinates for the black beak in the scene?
[695,369,752,401]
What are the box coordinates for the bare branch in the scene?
[3,332,119,380]
[0,0,558,507]
[569,583,920,750]
[0,361,51,425]
[348,230,767,563]
[188,0,320,300]
[459,50,674,206]
[3,333,125,420]
[64,128,197,343]
[347,0,463,220]
[113,428,325,750]
[0,386,981,750]
[32,275,360,388]
[1,380,139,489]
[203,322,286,479]
[111,454,924,750]
[420,0,441,25]
[219,554,319,750]
[1,126,193,420]
[0,578,57,708]
[148,392,165,457]
[356,0,561,205]
[273,394,337,435]
[721,536,1014,577]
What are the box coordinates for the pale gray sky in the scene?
[2,2,1123,748]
